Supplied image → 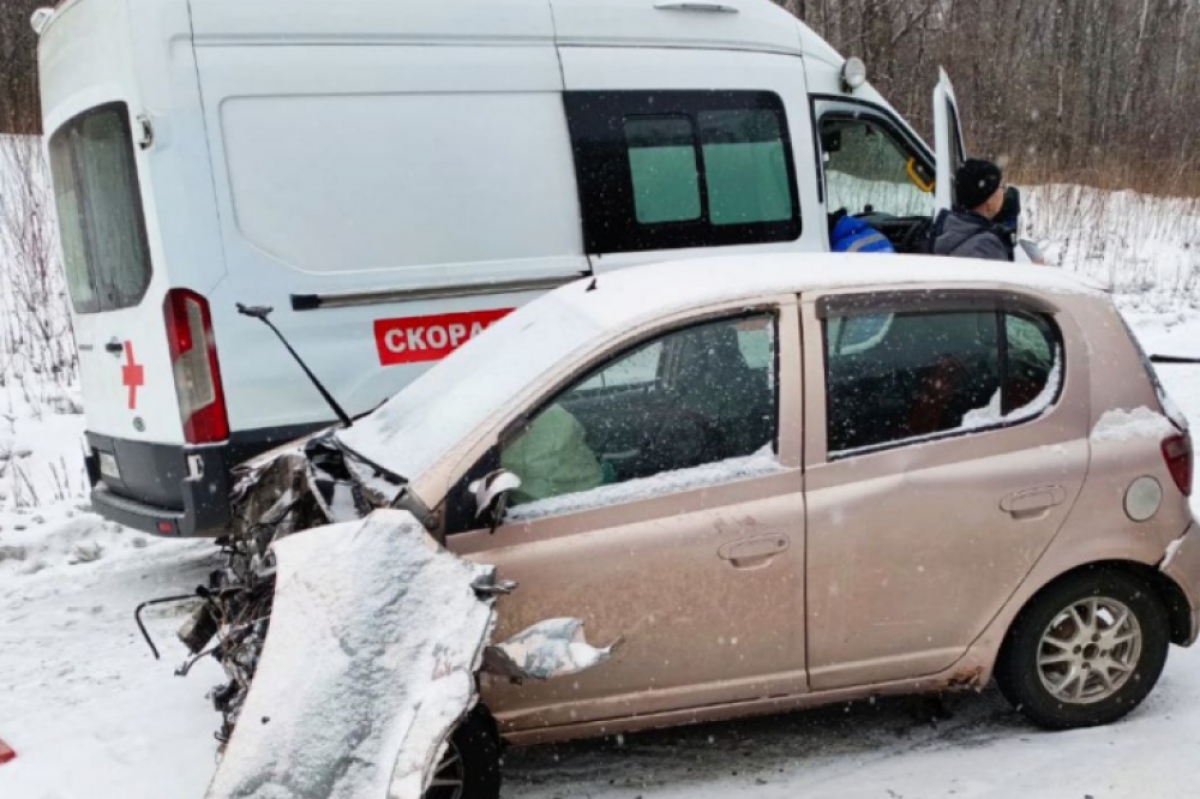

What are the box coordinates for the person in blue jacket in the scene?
[829,209,896,253]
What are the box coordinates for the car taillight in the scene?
[1162,431,1193,497]
[164,289,229,444]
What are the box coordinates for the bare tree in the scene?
[0,135,78,415]
[781,0,1200,196]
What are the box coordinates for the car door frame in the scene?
[441,294,808,733]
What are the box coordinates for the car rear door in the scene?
[447,299,807,733]
[801,287,1090,690]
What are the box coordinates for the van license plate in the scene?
[99,452,121,481]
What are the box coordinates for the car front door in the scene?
[801,288,1090,690]
[446,300,807,733]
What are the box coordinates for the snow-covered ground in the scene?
[2,143,1199,798]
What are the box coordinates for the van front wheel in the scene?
[996,570,1169,730]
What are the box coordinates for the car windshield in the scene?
[337,291,605,481]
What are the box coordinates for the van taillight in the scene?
[1162,432,1193,497]
[164,289,229,444]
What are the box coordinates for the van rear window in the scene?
[49,103,152,314]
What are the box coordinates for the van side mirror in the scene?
[468,470,522,534]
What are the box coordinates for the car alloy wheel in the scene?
[1036,596,1143,704]
[995,569,1170,730]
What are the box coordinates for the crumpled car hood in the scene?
[203,509,617,799]
[205,510,495,799]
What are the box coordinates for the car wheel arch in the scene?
[998,560,1193,660]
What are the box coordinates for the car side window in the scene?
[825,307,1062,455]
[1004,312,1060,416]
[498,314,779,519]
[820,116,935,219]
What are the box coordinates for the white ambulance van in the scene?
[35,0,969,536]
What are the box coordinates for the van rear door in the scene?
[48,103,181,447]
[48,101,192,514]
[932,68,967,213]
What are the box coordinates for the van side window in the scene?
[820,116,934,219]
[824,308,1061,455]
[566,91,800,254]
[699,109,793,226]
[624,117,702,224]
[497,314,779,520]
[48,103,152,314]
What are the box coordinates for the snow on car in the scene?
[173,253,1196,799]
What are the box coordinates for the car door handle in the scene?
[1000,486,1066,517]
[105,339,124,356]
[719,535,789,568]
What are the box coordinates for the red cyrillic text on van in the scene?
[374,309,513,366]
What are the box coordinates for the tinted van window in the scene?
[566,91,800,254]
[49,104,152,314]
[700,109,793,226]
[624,117,702,224]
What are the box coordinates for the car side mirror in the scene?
[468,469,522,534]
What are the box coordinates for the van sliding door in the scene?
[190,32,587,432]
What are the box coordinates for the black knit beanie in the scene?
[955,158,1002,210]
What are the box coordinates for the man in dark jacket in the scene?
[931,159,1014,262]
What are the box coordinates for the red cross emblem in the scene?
[122,341,144,410]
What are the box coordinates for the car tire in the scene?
[995,569,1169,730]
[425,704,502,799]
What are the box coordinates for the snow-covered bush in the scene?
[0,134,85,511]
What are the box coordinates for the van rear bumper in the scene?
[85,440,232,537]
[84,424,325,538]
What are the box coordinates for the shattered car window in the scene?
[501,313,778,509]
[825,307,1063,455]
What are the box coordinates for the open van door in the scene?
[932,68,967,212]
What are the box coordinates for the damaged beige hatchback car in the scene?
[213,253,1197,796]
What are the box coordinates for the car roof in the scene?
[556,252,1106,332]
